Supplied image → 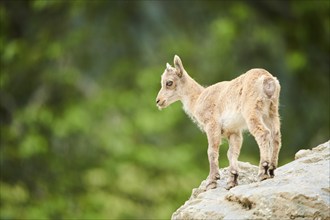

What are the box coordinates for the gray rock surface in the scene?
[172,141,330,220]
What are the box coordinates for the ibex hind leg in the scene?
[247,114,272,181]
[269,113,281,178]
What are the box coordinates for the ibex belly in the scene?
[219,110,247,133]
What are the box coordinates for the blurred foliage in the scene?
[0,0,329,219]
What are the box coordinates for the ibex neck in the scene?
[180,76,204,115]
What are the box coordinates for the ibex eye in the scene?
[166,81,173,87]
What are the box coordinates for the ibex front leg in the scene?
[226,132,243,190]
[205,124,221,190]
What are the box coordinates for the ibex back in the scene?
[156,55,281,190]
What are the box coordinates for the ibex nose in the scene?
[156,99,160,104]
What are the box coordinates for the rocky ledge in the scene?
[172,141,330,220]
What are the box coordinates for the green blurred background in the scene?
[0,0,329,219]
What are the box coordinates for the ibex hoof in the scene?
[268,164,276,178]
[205,180,217,190]
[226,170,238,190]
[257,173,271,181]
[258,161,272,181]
[225,181,238,190]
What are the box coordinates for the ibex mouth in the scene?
[156,100,166,110]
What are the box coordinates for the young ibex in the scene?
[156,55,281,190]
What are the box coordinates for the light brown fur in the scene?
[156,55,281,190]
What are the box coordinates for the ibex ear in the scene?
[174,55,184,78]
[166,63,172,70]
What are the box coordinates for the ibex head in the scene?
[156,55,185,110]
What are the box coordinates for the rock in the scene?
[172,141,330,220]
